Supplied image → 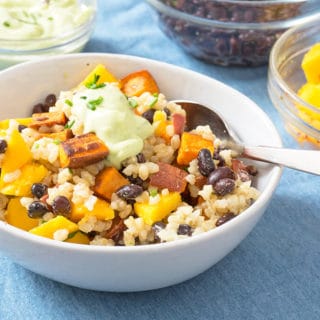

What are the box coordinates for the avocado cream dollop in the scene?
[0,0,94,41]
[71,84,154,168]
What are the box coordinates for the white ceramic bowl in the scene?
[0,54,282,292]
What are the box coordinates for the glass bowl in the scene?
[0,0,97,69]
[146,0,319,67]
[268,14,320,149]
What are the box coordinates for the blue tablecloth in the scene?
[1,1,319,319]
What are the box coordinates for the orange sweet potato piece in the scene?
[149,162,188,192]
[93,167,129,201]
[59,132,109,168]
[177,132,214,166]
[38,129,74,141]
[120,70,159,97]
[29,111,67,129]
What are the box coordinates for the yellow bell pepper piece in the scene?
[301,43,320,84]
[134,192,181,225]
[29,215,79,239]
[81,64,118,87]
[1,129,32,173]
[0,118,32,130]
[70,198,115,222]
[0,162,48,197]
[6,197,39,231]
[65,231,90,245]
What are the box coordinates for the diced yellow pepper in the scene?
[65,231,90,245]
[71,198,115,222]
[301,43,320,84]
[5,197,39,231]
[153,110,172,142]
[1,129,32,173]
[0,162,48,197]
[81,64,118,87]
[29,215,79,239]
[134,192,181,225]
[0,118,32,130]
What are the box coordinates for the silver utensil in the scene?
[176,100,320,175]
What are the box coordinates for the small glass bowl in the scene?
[146,0,319,67]
[0,0,97,69]
[268,14,320,149]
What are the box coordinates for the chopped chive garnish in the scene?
[80,96,87,100]
[149,94,158,108]
[53,139,61,145]
[149,188,158,197]
[65,99,73,107]
[3,21,10,27]
[64,119,75,129]
[85,74,106,89]
[87,96,103,111]
[128,98,138,108]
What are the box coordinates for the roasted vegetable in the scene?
[70,198,115,222]
[93,167,129,201]
[120,70,159,97]
[29,111,67,129]
[81,64,118,87]
[59,132,109,168]
[38,129,73,142]
[153,110,172,142]
[29,215,79,239]
[134,192,181,225]
[149,162,188,192]
[177,132,214,166]
[6,197,40,231]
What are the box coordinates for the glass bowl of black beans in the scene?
[146,0,319,67]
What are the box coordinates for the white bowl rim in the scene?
[0,52,283,254]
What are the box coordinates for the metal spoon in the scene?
[176,100,320,175]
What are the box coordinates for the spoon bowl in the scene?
[177,100,320,175]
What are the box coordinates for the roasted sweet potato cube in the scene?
[120,70,159,97]
[149,162,188,192]
[93,167,129,201]
[29,111,67,129]
[59,132,109,168]
[38,129,74,142]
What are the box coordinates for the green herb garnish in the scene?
[85,74,106,89]
[53,139,61,145]
[149,93,159,108]
[64,119,75,129]
[128,97,138,109]
[87,96,104,111]
[149,188,158,197]
[65,99,73,107]
[3,21,10,27]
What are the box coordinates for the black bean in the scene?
[52,196,71,216]
[197,148,215,176]
[142,109,156,123]
[18,124,27,132]
[136,153,146,163]
[152,221,166,242]
[28,201,49,218]
[31,183,48,199]
[207,166,235,186]
[177,224,193,236]
[45,94,56,107]
[32,103,45,114]
[116,184,143,202]
[216,212,236,227]
[0,139,7,153]
[163,107,171,117]
[213,178,235,196]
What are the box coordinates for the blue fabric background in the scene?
[0,1,319,319]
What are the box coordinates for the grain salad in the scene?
[0,64,259,246]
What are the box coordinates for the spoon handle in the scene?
[243,146,320,175]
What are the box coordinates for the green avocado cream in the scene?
[0,0,94,40]
[72,84,154,168]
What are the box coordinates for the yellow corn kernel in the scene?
[134,192,181,225]
[6,197,39,231]
[29,215,79,239]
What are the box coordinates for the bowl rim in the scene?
[0,52,283,253]
[0,0,97,52]
[269,15,320,131]
[147,0,320,30]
